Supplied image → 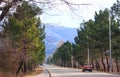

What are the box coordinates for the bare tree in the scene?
[0,0,91,23]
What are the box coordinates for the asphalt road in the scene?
[44,65,120,77]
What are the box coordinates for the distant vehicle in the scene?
[82,64,92,72]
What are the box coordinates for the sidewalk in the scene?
[34,66,49,77]
[23,66,49,77]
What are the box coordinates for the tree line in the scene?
[0,1,45,77]
[51,0,120,73]
[0,0,100,76]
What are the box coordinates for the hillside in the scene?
[45,24,77,57]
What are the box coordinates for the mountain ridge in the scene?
[45,24,77,57]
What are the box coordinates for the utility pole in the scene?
[88,46,90,64]
[71,56,73,68]
[109,10,112,72]
[87,35,90,64]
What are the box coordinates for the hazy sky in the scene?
[40,0,116,28]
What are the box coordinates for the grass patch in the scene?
[23,67,43,77]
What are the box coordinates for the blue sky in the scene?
[40,0,116,28]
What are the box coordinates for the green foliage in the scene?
[14,2,42,20]
[111,0,120,61]
[111,0,120,22]
[4,1,45,71]
[49,0,120,72]
[52,41,72,66]
[71,7,120,66]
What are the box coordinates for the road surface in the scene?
[44,65,120,77]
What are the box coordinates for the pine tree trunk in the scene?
[65,61,67,67]
[115,58,119,72]
[23,39,27,73]
[23,61,27,73]
[100,51,106,71]
[101,56,106,71]
[63,61,65,67]
[75,60,78,68]
[91,58,94,70]
[15,59,23,77]
[105,54,109,72]
[59,59,61,66]
[95,60,100,70]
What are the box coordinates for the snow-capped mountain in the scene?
[45,24,77,57]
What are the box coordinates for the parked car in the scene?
[82,63,92,72]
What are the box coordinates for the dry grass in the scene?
[0,72,14,77]
[23,67,43,77]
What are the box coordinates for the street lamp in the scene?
[109,10,112,72]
